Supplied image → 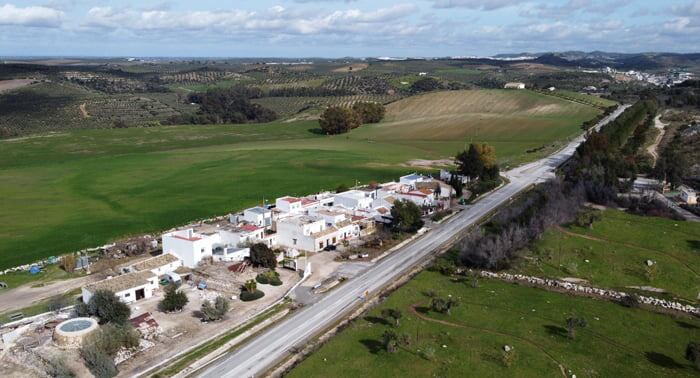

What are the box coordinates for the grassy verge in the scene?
[288,271,700,377]
[152,301,290,377]
[0,264,83,290]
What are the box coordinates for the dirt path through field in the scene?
[409,302,567,376]
[646,115,667,165]
[0,274,100,313]
[79,102,90,118]
[555,226,699,276]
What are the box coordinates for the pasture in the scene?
[514,209,700,302]
[288,271,700,377]
[0,90,603,268]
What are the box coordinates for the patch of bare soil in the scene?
[79,102,90,118]
[403,159,454,168]
[0,79,36,93]
[332,63,368,73]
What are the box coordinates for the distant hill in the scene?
[490,51,700,70]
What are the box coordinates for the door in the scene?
[135,288,145,300]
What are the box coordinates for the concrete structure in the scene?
[213,246,250,262]
[82,270,158,304]
[53,318,99,348]
[130,253,181,276]
[504,82,526,89]
[162,228,218,268]
[680,186,697,205]
[275,196,303,214]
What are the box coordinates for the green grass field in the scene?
[289,271,700,377]
[0,90,603,269]
[513,209,700,302]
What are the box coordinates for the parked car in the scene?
[197,280,207,290]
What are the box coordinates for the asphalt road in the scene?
[198,105,630,378]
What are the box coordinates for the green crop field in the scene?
[288,271,700,378]
[352,89,602,166]
[0,90,604,268]
[513,209,700,302]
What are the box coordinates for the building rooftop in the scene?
[85,271,156,294]
[245,206,269,214]
[279,196,302,203]
[131,253,179,272]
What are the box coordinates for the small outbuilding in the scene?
[504,82,526,89]
[679,185,697,205]
[82,270,157,304]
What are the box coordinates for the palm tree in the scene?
[244,279,257,293]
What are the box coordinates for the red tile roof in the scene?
[281,196,302,203]
[301,198,319,206]
[239,224,262,232]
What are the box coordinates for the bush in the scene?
[201,296,229,321]
[239,290,265,302]
[619,294,640,308]
[46,357,75,378]
[48,295,71,312]
[158,284,189,313]
[80,347,117,378]
[255,270,282,286]
[410,77,441,93]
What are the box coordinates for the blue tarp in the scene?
[28,265,41,275]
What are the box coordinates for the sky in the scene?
[0,0,698,57]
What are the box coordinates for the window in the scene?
[125,293,131,297]
[293,238,297,245]
[319,242,324,249]
[332,237,336,244]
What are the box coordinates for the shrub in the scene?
[687,342,700,371]
[240,290,265,302]
[48,295,71,312]
[619,294,640,308]
[256,270,282,286]
[201,296,229,321]
[158,285,189,313]
[80,347,117,378]
[46,357,75,378]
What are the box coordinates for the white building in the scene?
[82,271,158,304]
[162,229,219,268]
[242,207,272,227]
[334,190,373,210]
[399,173,428,189]
[276,196,303,214]
[680,186,697,205]
[129,253,182,276]
[504,82,526,89]
[276,215,359,252]
[213,247,250,262]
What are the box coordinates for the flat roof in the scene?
[85,271,156,294]
[245,207,269,214]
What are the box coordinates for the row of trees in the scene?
[318,102,385,135]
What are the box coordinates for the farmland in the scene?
[513,209,700,302]
[0,89,606,268]
[288,271,700,377]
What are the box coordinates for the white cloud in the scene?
[430,0,524,10]
[0,4,63,27]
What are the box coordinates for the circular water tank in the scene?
[53,317,99,348]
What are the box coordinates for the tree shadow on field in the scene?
[645,352,685,369]
[415,306,431,315]
[359,339,384,354]
[543,325,568,339]
[308,128,326,135]
[676,320,699,330]
[687,240,700,251]
[364,316,391,326]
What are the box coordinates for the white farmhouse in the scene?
[161,229,219,268]
[82,271,158,304]
[276,215,359,252]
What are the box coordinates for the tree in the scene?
[158,284,189,313]
[81,290,131,325]
[431,296,459,315]
[449,175,463,198]
[244,279,257,293]
[80,323,140,378]
[410,77,441,93]
[456,144,484,179]
[61,254,76,273]
[475,143,497,169]
[81,347,117,378]
[250,243,277,269]
[201,295,229,321]
[686,342,700,371]
[390,199,424,234]
[566,316,588,340]
[382,330,399,353]
[352,102,385,124]
[319,106,360,135]
[381,308,402,327]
